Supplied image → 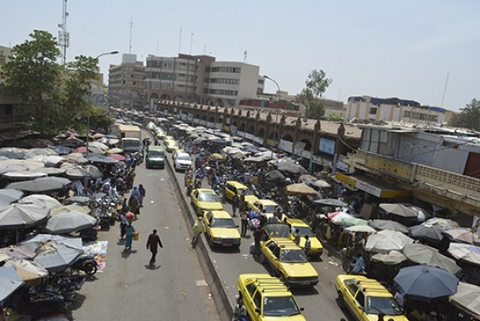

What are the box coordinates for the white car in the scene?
[174,152,192,171]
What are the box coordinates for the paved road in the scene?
[72,139,220,320]
[169,153,350,321]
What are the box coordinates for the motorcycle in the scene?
[72,255,98,276]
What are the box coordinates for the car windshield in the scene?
[149,151,164,157]
[265,224,291,238]
[295,226,314,237]
[198,193,219,202]
[167,142,178,146]
[280,249,308,263]
[262,204,277,213]
[263,296,301,317]
[367,297,403,316]
[177,155,191,161]
[122,141,140,147]
[211,218,236,228]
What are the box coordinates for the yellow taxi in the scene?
[164,139,180,153]
[238,273,307,321]
[260,238,319,288]
[224,181,258,204]
[260,223,292,241]
[286,218,323,258]
[335,275,409,321]
[155,129,166,140]
[203,210,241,249]
[190,188,223,216]
[248,199,285,220]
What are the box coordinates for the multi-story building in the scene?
[108,54,145,109]
[145,54,215,105]
[144,55,264,108]
[346,96,455,125]
[204,61,264,107]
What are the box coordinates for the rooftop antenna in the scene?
[441,71,449,108]
[178,28,182,53]
[189,33,194,55]
[129,18,133,54]
[58,0,69,65]
[244,50,247,63]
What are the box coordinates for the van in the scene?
[145,146,165,169]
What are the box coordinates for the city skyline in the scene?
[1,0,479,111]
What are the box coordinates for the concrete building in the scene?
[145,54,215,105]
[346,96,454,125]
[205,61,264,107]
[108,54,145,109]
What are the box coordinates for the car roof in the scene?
[256,199,278,205]
[195,189,216,194]
[239,274,292,296]
[339,275,393,297]
[226,181,247,188]
[147,146,165,152]
[287,218,309,227]
[269,238,302,249]
[209,210,232,218]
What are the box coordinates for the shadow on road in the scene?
[121,249,138,258]
[70,293,86,311]
[145,264,161,270]
[291,286,319,296]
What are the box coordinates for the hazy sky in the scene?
[2,0,479,111]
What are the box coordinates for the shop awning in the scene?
[335,173,410,198]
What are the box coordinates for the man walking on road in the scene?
[146,229,163,266]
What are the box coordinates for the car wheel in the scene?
[336,292,345,308]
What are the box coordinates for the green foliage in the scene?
[2,30,106,135]
[3,30,61,134]
[326,114,343,122]
[296,69,332,120]
[450,99,480,131]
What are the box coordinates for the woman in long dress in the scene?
[124,223,135,251]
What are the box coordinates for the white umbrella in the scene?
[0,189,24,209]
[0,266,23,302]
[365,230,414,254]
[2,171,47,181]
[3,259,48,283]
[50,205,90,216]
[18,194,62,210]
[0,204,50,228]
[42,155,65,167]
[33,167,67,176]
[450,282,480,319]
[344,225,377,234]
[89,142,109,152]
[379,203,418,218]
[45,210,97,234]
[83,165,102,178]
[448,243,480,266]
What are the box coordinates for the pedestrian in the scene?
[191,217,206,246]
[304,235,311,255]
[239,191,246,212]
[116,176,125,195]
[131,186,140,201]
[146,229,163,266]
[233,296,247,321]
[128,196,140,217]
[124,223,135,251]
[240,209,248,237]
[138,184,146,207]
[232,194,239,217]
[253,226,262,256]
[120,211,128,239]
[293,228,301,245]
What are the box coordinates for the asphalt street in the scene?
[71,148,220,320]
[169,153,350,320]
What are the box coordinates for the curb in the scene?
[165,155,234,321]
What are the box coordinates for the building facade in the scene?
[346,96,454,125]
[108,54,145,109]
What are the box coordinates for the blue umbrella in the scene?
[394,265,459,301]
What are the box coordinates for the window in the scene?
[253,292,262,309]
[356,291,365,308]
[246,283,256,297]
[369,108,377,115]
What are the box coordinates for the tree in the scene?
[3,30,61,134]
[450,99,480,131]
[297,69,332,120]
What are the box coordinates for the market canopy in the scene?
[2,171,47,181]
[0,189,24,209]
[365,230,414,254]
[402,243,462,275]
[450,282,480,320]
[379,203,418,218]
[275,162,307,175]
[7,177,71,193]
[65,167,92,179]
[394,265,459,301]
[309,179,331,189]
[314,198,347,207]
[50,205,90,216]
[285,183,317,196]
[448,243,480,266]
[368,219,409,234]
[443,228,480,245]
[18,194,62,210]
[0,266,24,303]
[0,204,50,229]
[33,167,66,176]
[45,210,97,234]
[371,251,408,265]
[409,224,445,243]
[83,165,102,178]
[3,259,48,283]
[86,154,118,164]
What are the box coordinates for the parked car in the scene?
[238,273,306,321]
[260,238,319,288]
[190,188,223,216]
[335,275,408,321]
[203,210,241,248]
[224,181,258,204]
